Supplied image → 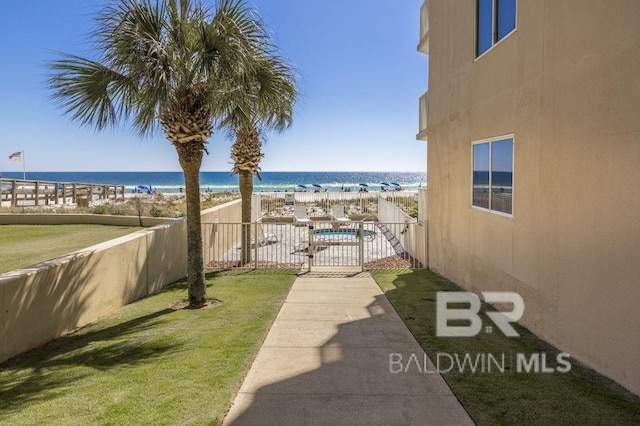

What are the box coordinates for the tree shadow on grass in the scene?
[0,308,180,417]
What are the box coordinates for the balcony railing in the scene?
[417,91,428,140]
[418,0,429,54]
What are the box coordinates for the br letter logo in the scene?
[436,292,524,337]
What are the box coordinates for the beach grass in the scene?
[89,191,240,218]
[0,270,296,425]
[0,224,142,274]
[0,191,240,218]
[372,269,640,425]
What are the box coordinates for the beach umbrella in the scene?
[391,182,401,187]
[311,183,322,188]
[297,184,308,189]
[137,184,151,191]
[359,183,369,187]
[380,182,391,186]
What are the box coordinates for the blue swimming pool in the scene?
[312,229,375,239]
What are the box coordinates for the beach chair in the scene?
[293,206,311,225]
[331,205,350,225]
[252,223,280,247]
[293,236,309,253]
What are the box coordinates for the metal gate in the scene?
[307,222,365,271]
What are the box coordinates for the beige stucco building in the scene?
[418,0,640,395]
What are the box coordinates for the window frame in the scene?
[475,0,518,60]
[471,134,515,218]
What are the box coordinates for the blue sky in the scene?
[0,0,427,172]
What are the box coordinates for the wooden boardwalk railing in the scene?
[0,178,126,207]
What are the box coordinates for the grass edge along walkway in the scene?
[0,270,297,425]
[372,269,640,426]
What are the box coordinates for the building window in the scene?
[476,0,517,57]
[472,137,513,215]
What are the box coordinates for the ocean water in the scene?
[0,171,426,193]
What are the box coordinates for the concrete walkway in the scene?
[223,273,474,426]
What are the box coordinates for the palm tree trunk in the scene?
[175,142,207,307]
[239,169,253,265]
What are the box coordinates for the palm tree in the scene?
[47,0,272,307]
[223,56,297,264]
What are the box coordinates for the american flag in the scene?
[9,152,21,162]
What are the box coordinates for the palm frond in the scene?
[47,0,295,140]
[219,51,298,138]
[48,54,135,130]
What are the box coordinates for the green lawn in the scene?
[0,270,296,425]
[0,224,142,274]
[372,269,640,426]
